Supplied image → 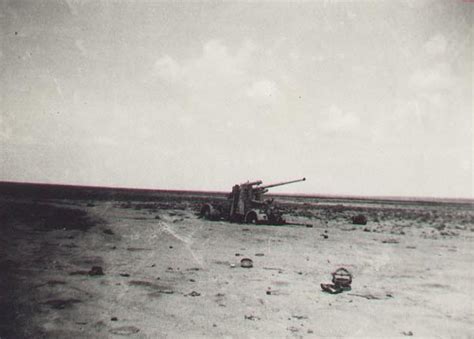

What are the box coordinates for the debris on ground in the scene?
[352,214,368,225]
[244,315,260,320]
[255,253,264,256]
[382,238,400,244]
[44,298,81,309]
[402,330,414,336]
[186,291,201,297]
[240,258,253,268]
[102,228,114,235]
[348,293,393,300]
[109,326,140,335]
[88,266,104,276]
[321,267,352,294]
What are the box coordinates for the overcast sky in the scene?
[0,0,472,198]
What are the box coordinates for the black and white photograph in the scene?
[0,0,472,338]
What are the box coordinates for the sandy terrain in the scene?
[0,188,473,338]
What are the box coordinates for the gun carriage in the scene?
[200,178,306,225]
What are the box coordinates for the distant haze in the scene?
[0,0,472,198]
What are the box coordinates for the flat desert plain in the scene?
[0,183,473,338]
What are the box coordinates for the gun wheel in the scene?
[245,212,258,224]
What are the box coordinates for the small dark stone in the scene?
[103,229,114,235]
[88,266,104,276]
[266,291,271,295]
[111,317,118,321]
[119,273,130,277]
[352,214,368,225]
[169,246,173,249]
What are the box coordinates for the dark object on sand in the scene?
[352,214,368,225]
[103,228,114,235]
[44,298,81,309]
[109,326,140,335]
[88,266,104,276]
[321,267,352,294]
[200,178,306,225]
[240,258,253,268]
[187,291,201,297]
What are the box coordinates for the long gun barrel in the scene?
[260,177,306,190]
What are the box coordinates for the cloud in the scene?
[319,105,360,133]
[246,80,278,101]
[424,34,447,56]
[410,62,455,91]
[153,55,181,82]
[75,39,87,57]
[0,115,13,141]
[151,39,281,122]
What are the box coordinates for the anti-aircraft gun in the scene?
[200,178,306,225]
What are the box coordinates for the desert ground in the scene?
[0,183,473,338]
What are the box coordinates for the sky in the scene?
[0,0,472,198]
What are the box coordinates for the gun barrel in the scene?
[241,180,263,186]
[260,177,306,190]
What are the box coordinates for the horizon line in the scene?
[1,180,472,204]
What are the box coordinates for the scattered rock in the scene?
[102,229,114,235]
[244,315,260,321]
[321,234,328,239]
[88,266,104,276]
[292,315,308,320]
[235,253,241,256]
[187,291,201,297]
[402,331,413,336]
[382,239,399,244]
[111,317,118,321]
[352,214,368,225]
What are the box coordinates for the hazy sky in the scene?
[0,0,472,198]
